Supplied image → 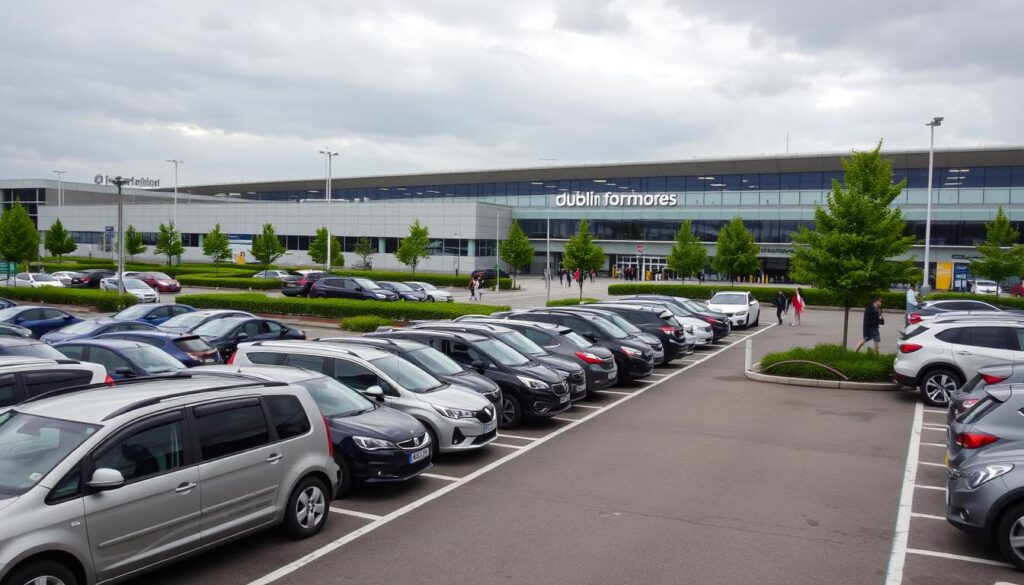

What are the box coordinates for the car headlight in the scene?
[353,436,399,451]
[374,293,387,299]
[516,375,549,389]
[621,346,643,358]
[432,404,477,419]
[736,310,747,316]
[964,463,1013,490]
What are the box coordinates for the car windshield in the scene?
[413,282,437,291]
[407,347,464,376]
[297,376,374,418]
[123,278,150,290]
[56,321,102,335]
[710,293,748,305]
[148,273,172,280]
[0,308,23,321]
[597,312,642,335]
[114,304,153,320]
[354,278,381,290]
[561,331,593,348]
[194,318,245,338]
[478,338,530,366]
[121,346,186,374]
[0,411,100,497]
[976,280,997,286]
[369,355,444,393]
[591,317,628,339]
[5,343,67,360]
[497,331,546,357]
[384,282,413,292]
[162,313,212,330]
[32,274,59,282]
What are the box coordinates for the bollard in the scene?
[744,338,753,372]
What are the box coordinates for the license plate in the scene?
[483,420,497,433]
[575,384,586,394]
[409,448,429,464]
[559,394,569,404]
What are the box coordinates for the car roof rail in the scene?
[250,340,360,356]
[20,371,204,405]
[102,380,289,421]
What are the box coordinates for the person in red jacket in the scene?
[791,288,805,326]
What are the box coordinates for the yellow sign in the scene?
[936,262,953,290]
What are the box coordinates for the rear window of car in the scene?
[957,395,1001,424]
[264,395,311,440]
[173,337,213,353]
[4,343,67,360]
[901,325,929,340]
[23,370,96,398]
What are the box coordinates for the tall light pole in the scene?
[318,148,339,272]
[166,159,182,227]
[546,202,551,303]
[921,116,943,295]
[52,170,65,219]
[111,176,128,296]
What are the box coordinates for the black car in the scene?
[454,317,618,391]
[368,329,569,428]
[188,365,432,497]
[619,295,731,341]
[549,306,667,365]
[193,316,306,360]
[594,303,694,361]
[407,321,589,402]
[76,268,115,288]
[471,268,510,280]
[495,309,655,384]
[281,272,326,297]
[309,277,399,301]
[378,281,428,302]
[0,337,69,360]
[157,309,255,334]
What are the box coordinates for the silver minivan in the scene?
[0,376,338,585]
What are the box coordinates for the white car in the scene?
[100,277,160,303]
[5,272,64,288]
[971,280,1002,295]
[706,291,760,328]
[49,271,81,286]
[675,315,714,345]
[405,281,454,302]
[253,269,292,280]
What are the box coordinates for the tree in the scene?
[562,218,605,299]
[202,223,232,273]
[250,223,286,267]
[712,217,759,282]
[0,202,40,273]
[123,225,146,261]
[969,207,1024,296]
[666,219,706,282]
[155,222,185,266]
[353,236,376,270]
[395,220,431,275]
[499,219,535,287]
[308,226,344,269]
[44,218,77,263]
[790,142,918,345]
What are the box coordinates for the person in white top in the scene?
[905,283,918,325]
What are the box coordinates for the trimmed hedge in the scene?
[546,297,599,307]
[175,275,282,289]
[607,283,906,309]
[759,344,895,382]
[340,315,395,332]
[175,293,511,320]
[327,270,513,290]
[0,286,137,311]
[41,262,254,278]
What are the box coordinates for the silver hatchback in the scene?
[0,376,338,585]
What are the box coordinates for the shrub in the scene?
[340,315,395,332]
[0,286,137,311]
[759,344,895,382]
[175,275,282,289]
[546,297,600,307]
[326,269,512,290]
[607,283,906,309]
[175,293,511,320]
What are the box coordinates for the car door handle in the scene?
[175,482,197,493]
[266,453,283,464]
[955,350,972,355]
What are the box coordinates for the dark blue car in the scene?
[0,297,16,309]
[39,317,157,344]
[110,303,196,326]
[94,331,222,367]
[0,337,69,360]
[51,338,186,380]
[193,317,305,361]
[0,306,82,338]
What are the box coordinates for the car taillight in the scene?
[659,325,676,334]
[956,398,980,415]
[104,374,114,385]
[82,277,91,283]
[297,278,309,286]
[575,351,605,364]
[908,313,922,324]
[981,373,1009,385]
[701,316,718,325]
[322,416,334,457]
[898,343,923,353]
[955,432,999,449]
[226,351,236,364]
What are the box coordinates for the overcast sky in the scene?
[1,0,1020,186]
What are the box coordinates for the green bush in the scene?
[546,297,600,307]
[759,344,895,382]
[340,315,395,332]
[607,283,905,309]
[40,261,255,278]
[175,274,282,289]
[0,286,137,311]
[326,269,512,290]
[175,293,510,320]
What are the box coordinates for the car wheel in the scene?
[919,368,962,407]
[425,425,440,458]
[996,502,1024,569]
[752,312,759,327]
[3,559,78,585]
[428,297,435,302]
[281,475,329,539]
[499,393,523,429]
[333,455,353,499]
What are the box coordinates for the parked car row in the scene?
[280,273,454,302]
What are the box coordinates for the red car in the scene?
[1011,282,1024,297]
[135,271,181,293]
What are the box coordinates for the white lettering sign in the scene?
[94,174,161,188]
[554,191,678,207]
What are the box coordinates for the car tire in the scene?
[499,393,523,429]
[996,501,1024,569]
[752,312,759,327]
[333,455,353,499]
[281,475,330,540]
[3,559,78,585]
[428,297,435,302]
[918,367,962,407]
[424,425,440,458]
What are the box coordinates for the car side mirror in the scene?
[470,359,487,373]
[113,366,135,377]
[88,468,125,492]
[583,333,596,342]
[354,286,363,292]
[235,332,249,341]
[64,315,74,320]
[749,300,756,306]
[279,329,289,336]
[13,316,24,323]
[362,385,385,402]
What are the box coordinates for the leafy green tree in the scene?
[353,236,376,270]
[44,219,77,263]
[0,202,40,273]
[712,217,759,282]
[308,227,344,269]
[563,218,605,299]
[666,219,706,282]
[395,220,431,275]
[155,222,185,266]
[790,142,918,345]
[969,207,1024,296]
[250,223,287,267]
[123,225,146,261]
[202,223,232,273]
[499,219,535,287]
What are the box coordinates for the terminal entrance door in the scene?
[617,255,668,280]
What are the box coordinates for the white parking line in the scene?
[907,548,1014,568]
[923,408,948,414]
[329,508,382,521]
[885,400,923,585]
[921,442,946,447]
[496,433,537,441]
[551,416,579,422]
[915,484,946,491]
[420,473,460,482]
[247,323,778,585]
[919,462,946,468]
[489,442,525,450]
[595,390,631,396]
[571,404,602,410]
[921,426,947,432]
[910,512,945,521]
[649,373,668,378]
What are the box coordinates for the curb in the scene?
[745,362,901,391]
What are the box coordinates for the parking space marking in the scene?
[920,462,946,468]
[922,427,947,432]
[922,442,946,447]
[595,390,631,396]
[915,484,946,491]
[907,548,1014,568]
[649,373,668,378]
[571,404,602,410]
[923,408,948,414]
[330,508,383,521]
[490,442,525,450]
[420,473,460,482]
[247,323,778,585]
[496,433,537,441]
[884,400,923,585]
[910,512,945,520]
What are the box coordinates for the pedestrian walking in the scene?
[774,290,789,325]
[790,288,804,326]
[855,296,884,354]
[558,269,564,287]
[543,266,551,287]
[589,269,596,283]
[905,283,918,326]
[467,275,477,301]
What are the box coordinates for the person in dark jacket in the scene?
[774,290,790,325]
[855,296,884,354]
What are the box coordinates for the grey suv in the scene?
[0,376,338,585]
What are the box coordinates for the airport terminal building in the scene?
[5,146,1024,283]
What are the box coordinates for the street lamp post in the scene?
[921,116,944,295]
[166,160,182,228]
[111,176,128,296]
[319,148,339,272]
[546,203,551,303]
[52,170,65,220]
